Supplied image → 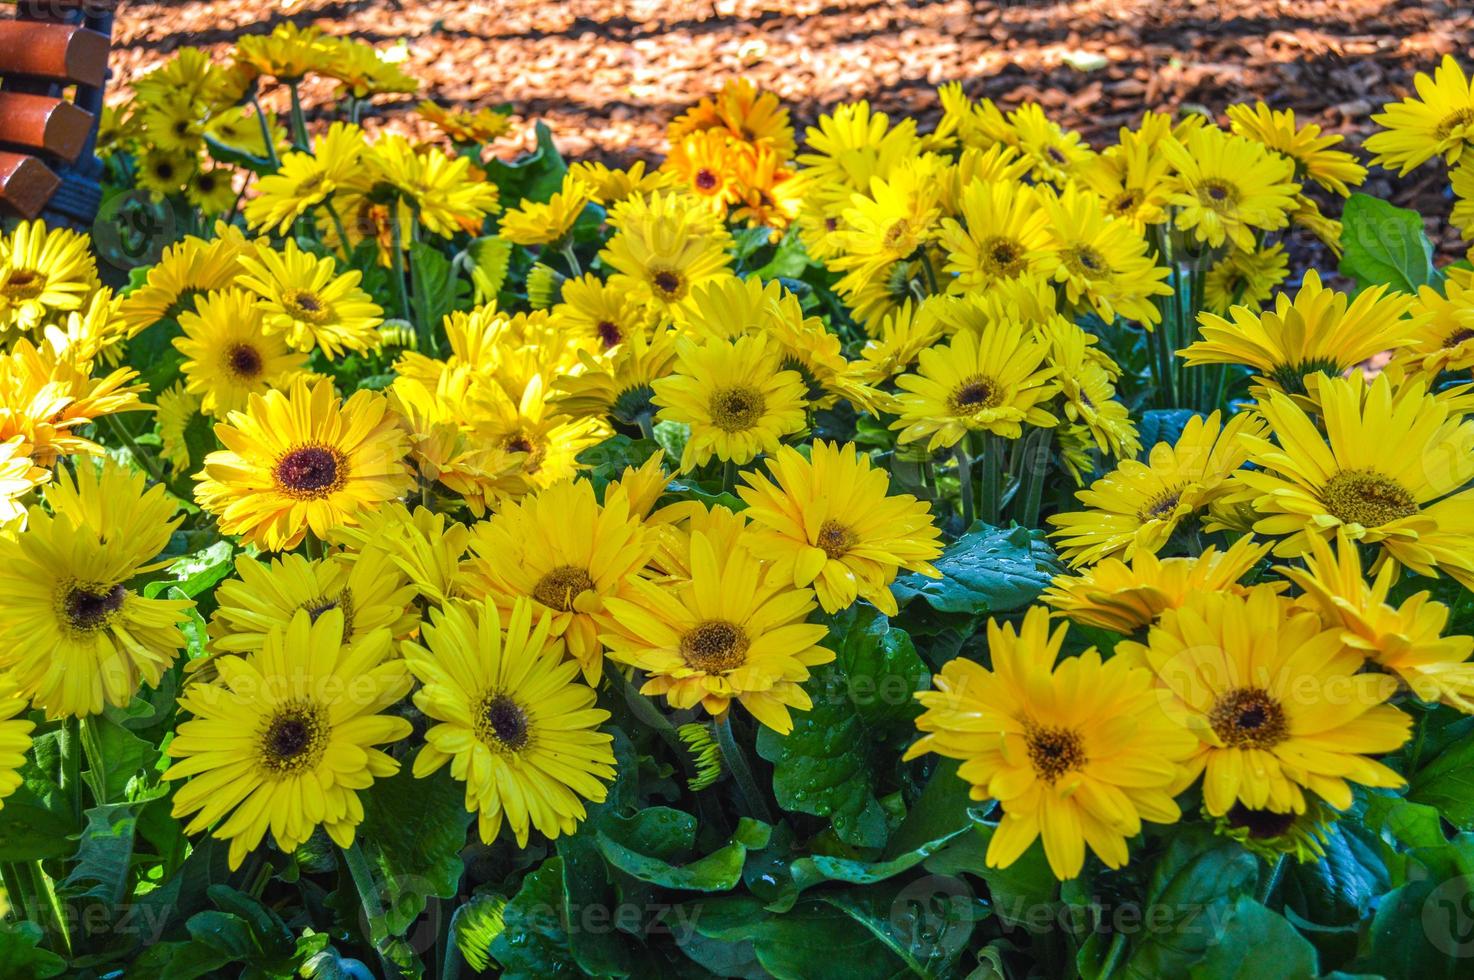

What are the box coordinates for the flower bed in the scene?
[1,21,1473,980]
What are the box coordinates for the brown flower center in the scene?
[694,168,719,191]
[258,701,329,775]
[1321,468,1418,529]
[1198,179,1239,212]
[474,692,531,752]
[1226,802,1297,840]
[226,343,264,380]
[680,620,750,673]
[62,582,127,632]
[1025,724,1086,783]
[300,588,355,640]
[503,432,547,474]
[274,445,346,498]
[979,236,1027,278]
[532,565,595,612]
[1,268,44,300]
[595,319,623,349]
[1064,244,1109,277]
[1444,328,1474,350]
[709,385,765,432]
[1138,483,1188,522]
[284,289,330,323]
[948,374,1000,413]
[1435,108,1474,141]
[1209,687,1288,749]
[817,519,858,559]
[650,266,687,301]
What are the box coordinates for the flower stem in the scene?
[715,713,773,824]
[28,861,71,958]
[79,716,109,806]
[722,459,738,495]
[287,82,310,150]
[249,93,281,169]
[342,841,400,979]
[60,717,82,824]
[918,247,941,296]
[636,411,655,442]
[605,667,686,761]
[1014,427,1051,530]
[322,198,353,261]
[952,442,974,529]
[977,432,1003,526]
[560,240,583,277]
[106,416,167,485]
[389,211,416,339]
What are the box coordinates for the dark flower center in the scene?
[258,702,328,774]
[982,236,1025,275]
[948,375,1000,413]
[274,445,345,498]
[1226,802,1297,839]
[285,289,329,323]
[1,268,44,300]
[533,565,595,612]
[817,519,858,559]
[1026,724,1086,782]
[64,582,126,631]
[1435,108,1474,140]
[1445,328,1474,350]
[1138,483,1188,521]
[651,267,686,300]
[695,168,719,191]
[680,620,750,673]
[596,319,623,349]
[1321,468,1418,529]
[1209,688,1288,749]
[475,692,531,751]
[300,588,355,640]
[709,385,765,432]
[1198,179,1239,211]
[227,343,264,380]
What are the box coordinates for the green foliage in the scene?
[1338,192,1441,293]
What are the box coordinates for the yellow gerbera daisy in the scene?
[1203,243,1289,315]
[1182,269,1422,396]
[0,220,98,335]
[891,323,1059,450]
[0,462,189,718]
[601,526,833,734]
[0,435,49,522]
[550,328,679,427]
[566,160,675,206]
[156,382,204,473]
[243,123,367,235]
[364,135,501,239]
[1402,270,1474,374]
[663,129,743,215]
[1008,102,1094,185]
[551,273,651,355]
[1366,55,1474,175]
[1161,128,1300,250]
[233,22,331,82]
[599,192,735,311]
[0,680,33,811]
[1079,137,1172,233]
[195,378,415,552]
[1043,318,1139,460]
[237,240,384,358]
[938,180,1059,292]
[462,478,654,684]
[1226,102,1367,195]
[905,606,1196,880]
[795,101,920,214]
[498,173,595,246]
[1040,183,1170,326]
[1117,587,1410,816]
[1042,534,1271,633]
[417,101,514,144]
[736,442,942,615]
[1233,372,1474,587]
[651,333,808,470]
[118,226,256,334]
[174,288,310,417]
[1048,410,1263,567]
[165,609,412,870]
[404,596,616,846]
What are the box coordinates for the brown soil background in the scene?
[110,0,1474,254]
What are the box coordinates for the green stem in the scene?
[342,841,400,980]
[1,862,30,922]
[389,211,415,338]
[27,861,71,958]
[60,717,81,825]
[978,432,1003,527]
[441,938,464,980]
[322,199,353,260]
[287,82,310,150]
[249,93,281,169]
[1257,853,1289,905]
[1014,427,1051,530]
[722,459,738,495]
[715,714,773,823]
[560,240,583,278]
[953,442,974,529]
[303,532,324,562]
[106,416,167,484]
[635,411,655,442]
[1098,930,1128,980]
[79,716,109,807]
[917,248,941,296]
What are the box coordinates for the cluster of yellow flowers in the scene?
[4,26,1474,889]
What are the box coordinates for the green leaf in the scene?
[408,242,462,342]
[62,800,145,904]
[1409,738,1474,829]
[818,880,984,979]
[558,832,632,976]
[925,823,1058,930]
[148,540,235,600]
[0,733,81,861]
[1136,409,1201,457]
[1188,897,1318,979]
[596,808,771,891]
[489,858,573,978]
[783,823,971,908]
[1353,840,1474,980]
[824,604,927,730]
[356,765,474,935]
[0,922,66,979]
[80,714,159,802]
[450,890,508,973]
[891,523,1061,617]
[1338,192,1440,293]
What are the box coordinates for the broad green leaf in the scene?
[80,715,159,803]
[356,765,473,935]
[891,523,1060,616]
[450,890,508,973]
[819,879,985,979]
[887,760,973,858]
[0,922,66,979]
[1338,192,1440,293]
[62,800,145,904]
[926,824,1058,931]
[687,894,919,980]
[1352,839,1474,980]
[596,808,771,892]
[408,242,463,343]
[1188,897,1318,979]
[558,833,631,976]
[1409,738,1474,829]
[148,540,235,600]
[0,732,81,861]
[824,605,927,730]
[783,823,971,909]
[488,858,573,979]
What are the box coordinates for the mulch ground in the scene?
[111,0,1474,257]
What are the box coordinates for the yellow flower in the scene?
[1079,136,1172,232]
[174,288,310,417]
[833,162,943,282]
[599,192,734,311]
[663,129,743,215]
[1162,128,1300,250]
[1203,243,1289,315]
[938,180,1059,292]
[0,220,98,335]
[1227,101,1367,195]
[316,36,418,99]
[0,680,33,811]
[737,442,942,615]
[1049,411,1263,566]
[462,478,653,684]
[567,160,675,206]
[136,148,195,199]
[330,503,473,606]
[1182,269,1422,396]
[185,167,238,215]
[195,378,415,552]
[119,226,256,334]
[1366,55,1474,175]
[1043,318,1139,461]
[244,123,367,235]
[552,273,651,355]
[847,297,943,386]
[891,323,1058,450]
[1402,270,1474,374]
[906,607,1196,880]
[237,240,384,357]
[1040,183,1170,326]
[1117,587,1409,816]
[207,549,418,657]
[156,383,203,474]
[1008,102,1094,185]
[1042,534,1272,633]
[0,340,148,465]
[1453,159,1474,238]
[1233,372,1474,588]
[233,22,332,82]
[0,462,189,718]
[498,173,595,246]
[795,101,920,214]
[601,525,833,734]
[550,328,678,427]
[0,436,49,522]
[165,609,412,869]
[652,333,808,470]
[670,78,795,160]
[404,597,616,846]
[365,135,501,238]
[418,101,514,144]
